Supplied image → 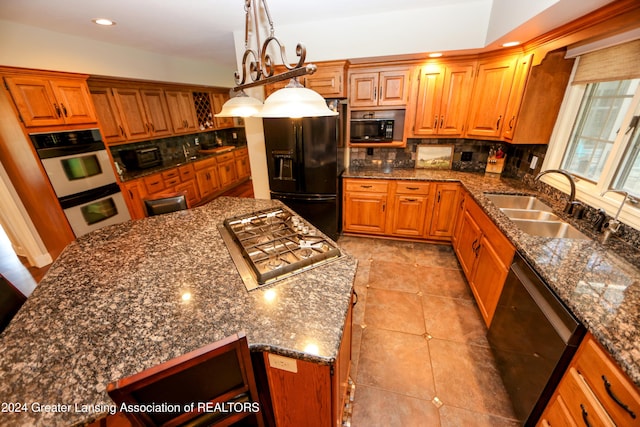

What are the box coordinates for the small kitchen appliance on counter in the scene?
[219,206,343,291]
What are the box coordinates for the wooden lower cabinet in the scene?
[121,180,147,220]
[263,297,353,427]
[217,152,238,189]
[342,179,389,235]
[342,178,460,241]
[538,333,640,427]
[234,147,251,180]
[453,195,515,326]
[194,158,220,200]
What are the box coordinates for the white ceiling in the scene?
[0,0,617,69]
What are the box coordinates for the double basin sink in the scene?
[485,194,589,240]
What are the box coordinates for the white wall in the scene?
[0,20,235,87]
[486,0,559,45]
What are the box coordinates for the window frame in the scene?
[541,58,640,231]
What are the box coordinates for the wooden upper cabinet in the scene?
[511,49,575,144]
[501,54,532,141]
[4,75,97,127]
[139,89,172,137]
[349,67,411,108]
[303,61,347,98]
[408,62,474,137]
[111,88,152,140]
[165,90,198,134]
[465,55,519,139]
[90,87,127,144]
[211,92,235,129]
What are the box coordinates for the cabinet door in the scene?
[349,72,379,107]
[388,194,429,237]
[451,190,466,249]
[343,191,387,234]
[454,209,482,280]
[235,154,251,180]
[411,65,445,136]
[90,87,127,144]
[378,69,411,106]
[4,76,66,127]
[332,294,353,427]
[211,93,235,129]
[305,66,345,98]
[121,180,147,220]
[538,394,578,427]
[466,56,517,139]
[470,235,510,326]
[438,64,474,137]
[175,179,200,207]
[217,153,238,188]
[140,89,172,137]
[196,166,220,200]
[429,183,460,239]
[165,90,198,133]
[112,88,152,140]
[501,54,532,141]
[49,79,97,125]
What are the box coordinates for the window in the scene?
[543,39,640,229]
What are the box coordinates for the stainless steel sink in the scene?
[484,194,553,211]
[500,209,561,221]
[510,219,588,240]
[485,193,589,240]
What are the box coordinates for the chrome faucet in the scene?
[599,189,631,243]
[534,169,582,216]
[182,143,190,161]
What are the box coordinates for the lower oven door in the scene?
[59,183,131,237]
[40,149,116,198]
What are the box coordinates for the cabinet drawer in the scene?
[558,368,613,427]
[467,199,514,267]
[143,174,165,194]
[394,181,431,195]
[193,158,217,170]
[216,152,235,163]
[344,179,388,193]
[161,169,180,180]
[178,164,195,181]
[233,147,248,157]
[164,176,180,187]
[574,336,640,426]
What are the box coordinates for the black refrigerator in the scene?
[263,106,345,241]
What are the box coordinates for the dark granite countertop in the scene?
[344,167,640,388]
[118,145,242,182]
[0,197,357,427]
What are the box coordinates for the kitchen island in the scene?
[0,197,357,427]
[344,167,640,389]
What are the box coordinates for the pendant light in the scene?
[215,0,335,118]
[215,90,262,118]
[257,78,338,118]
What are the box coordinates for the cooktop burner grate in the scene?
[221,207,342,289]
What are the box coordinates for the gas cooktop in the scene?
[219,207,342,291]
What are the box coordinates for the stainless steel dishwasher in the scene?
[488,253,586,426]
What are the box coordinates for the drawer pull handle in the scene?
[603,375,637,419]
[360,185,372,189]
[405,198,417,202]
[406,187,420,190]
[580,404,592,427]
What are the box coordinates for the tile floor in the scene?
[337,236,520,427]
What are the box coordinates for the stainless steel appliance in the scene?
[218,206,343,291]
[30,129,131,238]
[487,253,586,426]
[350,118,394,143]
[263,100,345,241]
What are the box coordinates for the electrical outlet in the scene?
[530,156,539,169]
[268,353,298,373]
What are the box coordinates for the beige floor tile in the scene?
[337,236,374,261]
[439,405,520,427]
[418,267,472,300]
[429,339,516,419]
[350,323,364,381]
[368,260,422,293]
[370,239,416,264]
[364,288,425,335]
[422,295,489,347]
[351,384,440,427]
[413,244,461,269]
[356,327,435,400]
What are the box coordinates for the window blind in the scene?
[572,39,640,84]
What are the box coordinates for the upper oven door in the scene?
[40,149,117,198]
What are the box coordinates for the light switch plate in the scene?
[530,156,539,169]
[268,353,298,373]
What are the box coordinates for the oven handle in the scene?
[59,183,121,210]
[35,142,106,159]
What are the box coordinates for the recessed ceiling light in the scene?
[502,41,520,47]
[428,52,443,58]
[92,18,116,26]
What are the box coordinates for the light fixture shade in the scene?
[214,91,263,118]
[257,79,338,118]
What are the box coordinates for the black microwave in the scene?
[350,119,394,143]
[119,146,162,170]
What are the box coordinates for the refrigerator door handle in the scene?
[295,122,305,192]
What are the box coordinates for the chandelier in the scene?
[215,0,337,118]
